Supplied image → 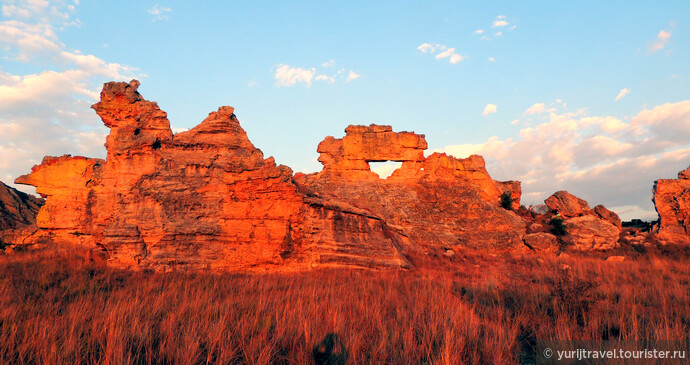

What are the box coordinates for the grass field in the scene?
[0,245,688,364]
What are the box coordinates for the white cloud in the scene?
[315,74,335,83]
[496,15,506,19]
[274,64,316,87]
[474,29,484,34]
[321,59,335,67]
[615,88,630,102]
[495,31,503,37]
[0,0,138,193]
[434,100,690,221]
[417,43,436,53]
[648,30,671,53]
[482,104,497,116]
[148,4,172,22]
[524,102,552,115]
[419,43,464,64]
[488,57,495,62]
[346,70,360,83]
[492,20,509,27]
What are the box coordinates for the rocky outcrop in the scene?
[16,80,409,270]
[0,181,44,244]
[653,166,690,244]
[15,80,530,269]
[298,126,526,252]
[563,216,620,250]
[522,232,559,253]
[543,191,622,250]
[545,191,591,218]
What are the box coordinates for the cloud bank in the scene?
[435,100,690,220]
[0,0,138,193]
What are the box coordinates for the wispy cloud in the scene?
[346,70,361,83]
[417,43,465,64]
[615,88,630,102]
[648,29,671,53]
[274,65,316,87]
[488,57,496,62]
[492,20,509,27]
[148,4,172,22]
[482,104,497,116]
[274,62,360,87]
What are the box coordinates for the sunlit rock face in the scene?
[16,81,409,270]
[298,125,526,252]
[0,181,43,244]
[543,190,622,250]
[653,166,690,244]
[16,80,530,270]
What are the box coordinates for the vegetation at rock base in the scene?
[0,245,688,364]
[549,216,567,236]
[500,191,515,210]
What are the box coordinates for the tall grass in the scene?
[0,245,688,364]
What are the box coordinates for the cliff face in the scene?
[15,80,530,270]
[0,181,43,244]
[16,81,408,270]
[298,125,525,252]
[653,166,690,244]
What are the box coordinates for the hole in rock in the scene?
[133,128,140,135]
[369,161,403,179]
[152,139,162,150]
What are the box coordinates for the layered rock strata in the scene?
[16,81,409,270]
[0,181,44,244]
[653,166,690,244]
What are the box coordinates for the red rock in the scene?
[522,232,559,253]
[545,191,591,218]
[653,166,690,244]
[16,81,409,270]
[563,216,620,250]
[593,204,622,229]
[300,126,526,252]
[0,181,43,244]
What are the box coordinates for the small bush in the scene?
[549,217,567,236]
[500,192,514,210]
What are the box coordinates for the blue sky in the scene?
[1,1,689,220]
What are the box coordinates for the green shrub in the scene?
[549,217,567,236]
[499,192,514,210]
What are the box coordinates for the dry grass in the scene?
[0,245,688,364]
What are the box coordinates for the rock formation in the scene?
[653,166,690,244]
[16,81,409,270]
[296,125,526,252]
[0,181,43,245]
[543,191,621,250]
[15,80,530,270]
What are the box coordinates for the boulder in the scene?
[593,204,622,229]
[522,232,559,253]
[563,216,620,250]
[652,165,690,244]
[545,190,591,218]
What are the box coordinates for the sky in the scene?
[1,1,689,221]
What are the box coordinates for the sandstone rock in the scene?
[593,204,622,229]
[522,232,559,253]
[300,128,526,252]
[0,181,44,245]
[545,191,591,218]
[605,256,626,263]
[528,223,544,233]
[16,80,410,270]
[653,166,690,244]
[563,216,620,250]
